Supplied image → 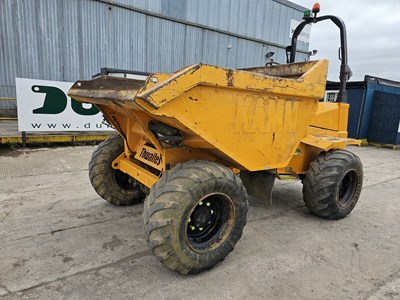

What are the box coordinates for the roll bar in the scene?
[288,7,352,103]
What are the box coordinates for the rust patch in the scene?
[189,63,202,74]
[226,69,234,86]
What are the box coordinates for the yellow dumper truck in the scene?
[69,5,363,274]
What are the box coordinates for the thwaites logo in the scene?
[138,146,163,169]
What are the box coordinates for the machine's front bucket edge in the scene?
[67,76,145,106]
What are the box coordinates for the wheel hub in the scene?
[192,206,212,228]
[113,169,138,190]
[188,200,215,233]
[338,170,358,207]
[186,194,235,251]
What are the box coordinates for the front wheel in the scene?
[143,160,248,274]
[302,149,363,220]
[89,135,145,206]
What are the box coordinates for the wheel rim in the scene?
[113,169,139,190]
[338,170,358,207]
[186,193,235,252]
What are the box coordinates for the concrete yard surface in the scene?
[0,145,399,299]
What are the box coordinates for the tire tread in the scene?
[88,134,144,206]
[143,160,248,274]
[302,149,363,220]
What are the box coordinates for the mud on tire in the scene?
[143,160,248,274]
[302,149,363,220]
[89,134,144,206]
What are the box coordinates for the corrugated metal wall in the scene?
[0,0,308,113]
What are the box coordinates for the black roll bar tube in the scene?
[289,15,352,103]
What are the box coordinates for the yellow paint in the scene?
[368,142,397,150]
[132,60,329,171]
[113,153,158,188]
[310,102,349,132]
[68,59,361,187]
[301,134,360,150]
[277,101,360,175]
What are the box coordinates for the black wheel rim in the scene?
[338,170,358,207]
[186,193,234,251]
[113,169,139,190]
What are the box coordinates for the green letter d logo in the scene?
[32,85,67,114]
[32,85,99,115]
[71,99,99,115]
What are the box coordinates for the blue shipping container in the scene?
[368,91,400,145]
[326,76,400,143]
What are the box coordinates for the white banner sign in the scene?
[16,78,114,132]
[290,19,311,43]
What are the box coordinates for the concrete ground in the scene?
[0,145,399,299]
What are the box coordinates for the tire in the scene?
[143,160,248,274]
[89,134,145,206]
[302,149,363,220]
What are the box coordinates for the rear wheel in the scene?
[143,160,248,274]
[89,135,145,206]
[302,149,363,220]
